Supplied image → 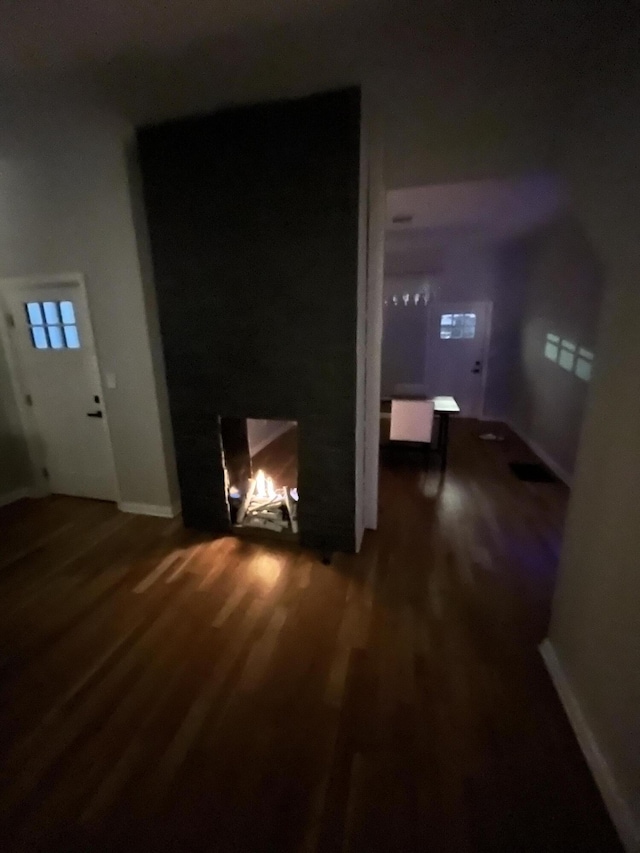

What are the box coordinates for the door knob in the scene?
[87,410,103,418]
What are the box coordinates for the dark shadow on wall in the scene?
[0,427,31,494]
[123,138,181,507]
[0,348,31,494]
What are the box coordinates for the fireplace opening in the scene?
[221,418,298,537]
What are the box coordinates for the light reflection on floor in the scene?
[250,553,283,591]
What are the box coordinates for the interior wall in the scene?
[546,45,640,851]
[505,217,604,482]
[0,98,178,511]
[382,229,501,407]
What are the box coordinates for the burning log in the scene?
[233,469,298,536]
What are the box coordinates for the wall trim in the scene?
[0,485,33,508]
[540,639,640,853]
[118,501,181,518]
[506,419,573,486]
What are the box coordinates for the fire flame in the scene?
[254,469,276,499]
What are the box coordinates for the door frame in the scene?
[0,272,119,501]
[425,299,494,419]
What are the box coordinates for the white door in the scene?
[2,280,117,501]
[424,301,492,417]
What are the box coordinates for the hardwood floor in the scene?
[0,420,621,852]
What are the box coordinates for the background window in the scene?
[440,312,476,340]
[25,300,81,350]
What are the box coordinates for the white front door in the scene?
[425,301,492,417]
[2,280,117,501]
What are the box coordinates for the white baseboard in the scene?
[540,639,640,852]
[0,485,33,508]
[118,501,181,518]
[249,423,294,457]
[506,420,573,486]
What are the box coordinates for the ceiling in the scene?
[386,174,566,245]
[0,0,355,74]
[0,0,626,125]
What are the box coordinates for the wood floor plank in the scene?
[0,420,623,852]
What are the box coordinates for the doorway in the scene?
[0,276,117,502]
[425,300,492,417]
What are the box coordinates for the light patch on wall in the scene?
[544,332,560,362]
[558,340,576,371]
[575,347,594,382]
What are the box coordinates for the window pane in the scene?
[31,327,49,349]
[26,302,44,325]
[547,333,560,344]
[463,313,476,338]
[440,314,453,339]
[48,325,64,349]
[59,300,76,324]
[43,301,60,324]
[441,312,477,339]
[63,325,80,348]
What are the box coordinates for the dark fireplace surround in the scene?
[137,88,362,552]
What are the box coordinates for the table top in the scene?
[384,395,461,414]
[431,396,461,413]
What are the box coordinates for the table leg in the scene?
[439,413,450,472]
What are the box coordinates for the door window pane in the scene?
[30,327,49,349]
[463,313,476,338]
[59,301,76,324]
[48,325,64,349]
[26,302,44,325]
[42,301,60,324]
[24,299,82,350]
[63,325,80,348]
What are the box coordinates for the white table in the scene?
[388,395,460,472]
